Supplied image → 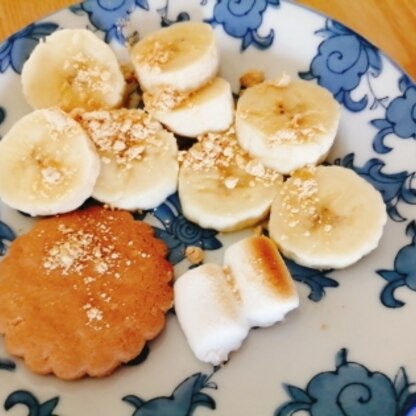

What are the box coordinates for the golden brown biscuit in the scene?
[0,206,173,379]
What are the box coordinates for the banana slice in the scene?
[0,108,100,216]
[77,109,178,210]
[130,22,219,92]
[143,77,234,138]
[178,128,282,232]
[21,28,126,112]
[235,76,341,174]
[224,236,299,327]
[269,165,387,269]
[174,264,249,366]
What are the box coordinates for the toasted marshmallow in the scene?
[224,236,299,327]
[174,264,249,366]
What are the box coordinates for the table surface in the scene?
[0,0,415,79]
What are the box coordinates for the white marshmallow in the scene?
[224,236,299,327]
[174,264,249,366]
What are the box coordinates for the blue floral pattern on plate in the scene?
[70,0,149,42]
[157,0,190,27]
[0,0,415,414]
[371,75,416,154]
[299,19,382,112]
[301,20,416,153]
[205,0,280,50]
[0,23,58,74]
[377,221,416,308]
[4,391,60,416]
[0,221,16,255]
[0,358,15,372]
[334,153,416,222]
[144,193,222,265]
[285,259,337,302]
[276,348,416,416]
[0,107,5,126]
[122,371,217,415]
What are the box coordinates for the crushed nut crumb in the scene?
[224,176,239,189]
[269,110,326,145]
[143,85,189,112]
[77,109,163,170]
[266,72,291,88]
[279,166,336,235]
[40,167,62,185]
[85,305,103,324]
[181,128,281,187]
[43,108,77,133]
[62,51,113,108]
[136,39,174,69]
[185,246,204,265]
[43,221,121,276]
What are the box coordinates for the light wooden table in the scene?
[0,0,415,79]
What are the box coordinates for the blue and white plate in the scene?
[1,1,416,415]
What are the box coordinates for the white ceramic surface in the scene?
[0,1,415,415]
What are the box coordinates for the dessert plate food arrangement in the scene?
[0,0,415,415]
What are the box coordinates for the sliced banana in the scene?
[143,77,234,138]
[77,109,178,210]
[174,264,249,366]
[0,108,100,216]
[269,165,387,269]
[21,28,126,112]
[224,236,299,327]
[235,76,341,174]
[178,128,282,232]
[130,21,219,92]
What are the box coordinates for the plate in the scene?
[1,1,416,415]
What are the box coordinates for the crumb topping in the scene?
[185,246,204,265]
[279,167,319,224]
[180,128,281,187]
[84,305,103,323]
[19,110,78,193]
[62,52,113,107]
[269,111,326,145]
[278,167,336,235]
[41,167,62,185]
[265,73,291,88]
[43,108,77,133]
[224,176,239,189]
[38,210,166,332]
[136,39,174,69]
[77,109,163,169]
[41,216,128,330]
[63,52,112,90]
[43,222,121,276]
[23,148,75,195]
[143,85,189,112]
[239,74,327,145]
